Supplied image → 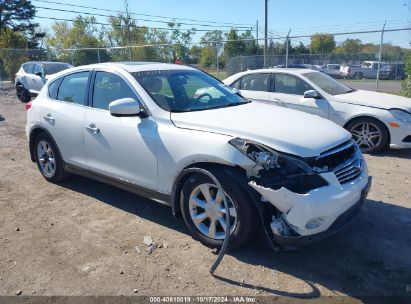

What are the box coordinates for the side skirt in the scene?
[64,163,172,207]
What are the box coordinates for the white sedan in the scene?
[26,62,370,250]
[224,69,411,153]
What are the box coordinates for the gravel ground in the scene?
[0,86,411,301]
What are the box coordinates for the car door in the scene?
[237,73,271,103]
[84,70,158,191]
[42,71,90,168]
[31,63,46,93]
[271,73,329,119]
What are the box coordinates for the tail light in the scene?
[25,101,32,111]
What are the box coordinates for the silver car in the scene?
[15,61,72,102]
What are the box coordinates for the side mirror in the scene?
[35,71,43,77]
[303,90,319,99]
[109,98,148,118]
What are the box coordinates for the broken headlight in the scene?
[228,138,312,173]
[229,138,328,194]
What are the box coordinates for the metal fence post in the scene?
[216,45,219,79]
[97,49,101,63]
[70,49,74,66]
[376,21,386,92]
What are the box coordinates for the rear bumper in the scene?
[271,176,371,248]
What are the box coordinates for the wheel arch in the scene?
[170,162,259,217]
[29,126,63,163]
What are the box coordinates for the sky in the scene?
[32,0,411,46]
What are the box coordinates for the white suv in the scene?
[15,61,72,102]
[25,62,371,249]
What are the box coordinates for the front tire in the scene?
[16,84,31,103]
[180,170,257,248]
[34,132,67,182]
[346,117,389,154]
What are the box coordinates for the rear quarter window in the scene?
[48,78,63,100]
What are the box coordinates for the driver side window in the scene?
[93,72,138,110]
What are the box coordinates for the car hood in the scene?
[170,102,351,158]
[334,90,411,112]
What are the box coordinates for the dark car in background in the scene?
[379,63,405,80]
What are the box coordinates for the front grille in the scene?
[332,153,363,184]
[309,139,363,185]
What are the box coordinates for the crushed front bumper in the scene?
[269,177,371,248]
[249,164,371,248]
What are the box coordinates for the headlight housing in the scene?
[228,138,312,173]
[390,109,411,123]
[229,138,328,194]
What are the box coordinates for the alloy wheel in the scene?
[349,121,382,153]
[37,140,56,178]
[188,183,238,240]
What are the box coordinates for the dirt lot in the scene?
[0,86,411,301]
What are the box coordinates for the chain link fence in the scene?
[1,27,410,94]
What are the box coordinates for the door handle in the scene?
[85,125,100,134]
[43,114,54,122]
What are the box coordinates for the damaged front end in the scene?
[229,138,371,249]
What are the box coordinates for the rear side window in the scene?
[57,72,90,105]
[48,78,62,100]
[92,72,137,110]
[240,73,269,92]
[23,63,34,74]
[274,73,313,95]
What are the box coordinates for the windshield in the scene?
[44,63,72,75]
[132,70,248,112]
[303,71,352,95]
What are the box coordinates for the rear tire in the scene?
[180,169,257,248]
[346,117,389,154]
[34,132,67,183]
[16,84,31,103]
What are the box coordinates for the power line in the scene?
[34,15,252,33]
[32,0,255,28]
[35,5,253,29]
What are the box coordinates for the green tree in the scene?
[0,28,28,80]
[240,30,258,55]
[224,29,245,57]
[188,45,202,64]
[0,0,45,48]
[47,16,110,65]
[104,15,157,61]
[310,33,336,54]
[199,30,224,67]
[200,47,215,67]
[335,39,363,53]
[292,42,310,55]
[401,52,411,97]
[149,22,195,63]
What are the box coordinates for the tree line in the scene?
[0,0,410,80]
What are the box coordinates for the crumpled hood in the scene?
[334,90,411,112]
[171,102,351,158]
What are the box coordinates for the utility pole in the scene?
[124,0,132,61]
[264,0,268,68]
